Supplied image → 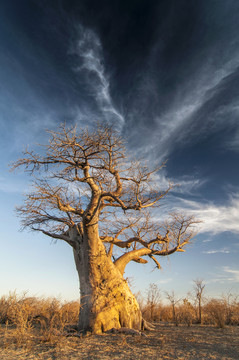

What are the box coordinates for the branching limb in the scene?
[113,213,199,274]
[35,228,77,248]
[149,255,161,269]
[11,123,199,280]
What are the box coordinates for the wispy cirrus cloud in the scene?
[202,238,214,243]
[150,170,206,195]
[73,26,124,130]
[208,266,239,284]
[223,266,239,282]
[178,193,239,235]
[132,46,239,159]
[171,177,207,196]
[156,278,172,285]
[203,248,230,255]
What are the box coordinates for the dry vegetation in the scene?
[0,290,239,359]
[141,293,239,328]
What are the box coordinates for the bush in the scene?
[177,299,195,326]
[204,299,227,328]
[0,292,80,347]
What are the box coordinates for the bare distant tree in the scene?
[134,291,144,310]
[222,290,238,325]
[193,279,205,324]
[12,123,198,334]
[146,283,161,321]
[165,291,181,325]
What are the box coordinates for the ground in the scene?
[1,323,238,359]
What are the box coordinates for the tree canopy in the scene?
[12,123,197,274]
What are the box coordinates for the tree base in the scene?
[78,276,143,334]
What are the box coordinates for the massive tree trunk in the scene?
[73,220,142,334]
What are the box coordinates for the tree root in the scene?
[141,318,155,331]
[65,319,155,337]
[106,319,156,336]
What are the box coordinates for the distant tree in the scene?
[222,291,238,325]
[134,291,144,310]
[179,298,194,326]
[12,123,197,334]
[193,279,205,324]
[165,291,181,325]
[146,283,161,321]
[205,298,226,328]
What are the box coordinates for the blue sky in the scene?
[0,0,239,301]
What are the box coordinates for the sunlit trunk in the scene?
[73,220,142,334]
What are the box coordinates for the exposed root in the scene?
[141,319,155,331]
[66,324,152,337]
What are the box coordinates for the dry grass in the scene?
[141,292,239,328]
[0,292,80,348]
[0,293,239,359]
[0,323,239,359]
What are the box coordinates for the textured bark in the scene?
[73,221,142,334]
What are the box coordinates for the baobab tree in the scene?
[12,123,197,334]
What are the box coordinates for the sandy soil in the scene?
[1,323,238,359]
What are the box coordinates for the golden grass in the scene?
[0,292,80,348]
[1,323,239,359]
[0,292,239,359]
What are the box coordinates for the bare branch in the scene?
[113,212,199,274]
[12,123,198,274]
[35,229,76,248]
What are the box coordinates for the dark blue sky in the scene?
[0,0,239,299]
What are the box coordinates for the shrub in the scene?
[178,299,195,326]
[0,293,80,347]
[204,299,227,328]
